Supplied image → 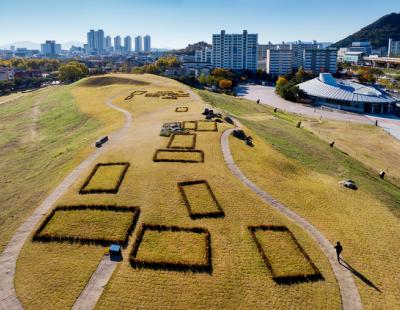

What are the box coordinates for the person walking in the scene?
[334,241,343,262]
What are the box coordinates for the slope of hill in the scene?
[334,12,400,48]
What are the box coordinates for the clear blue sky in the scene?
[0,0,398,48]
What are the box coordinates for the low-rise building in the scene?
[0,68,15,81]
[343,51,365,64]
[388,38,400,57]
[298,73,398,114]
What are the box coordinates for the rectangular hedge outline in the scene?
[130,224,212,273]
[178,180,225,219]
[196,120,218,132]
[183,121,197,131]
[153,149,204,163]
[32,205,140,248]
[167,133,197,149]
[175,107,189,112]
[248,225,323,284]
[79,162,130,194]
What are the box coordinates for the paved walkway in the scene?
[0,99,131,310]
[237,85,372,124]
[72,256,119,310]
[220,120,362,310]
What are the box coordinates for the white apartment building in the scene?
[264,41,336,76]
[135,36,142,52]
[303,48,337,74]
[212,30,258,70]
[144,35,151,53]
[266,48,293,76]
[388,38,400,57]
[195,47,212,63]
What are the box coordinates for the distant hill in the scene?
[173,41,212,55]
[0,41,40,50]
[334,12,400,48]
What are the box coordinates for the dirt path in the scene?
[0,98,131,310]
[220,121,363,310]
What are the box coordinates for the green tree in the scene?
[198,74,207,85]
[58,62,89,83]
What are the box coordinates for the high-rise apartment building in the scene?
[40,40,61,56]
[87,29,105,54]
[135,36,142,52]
[124,36,132,52]
[212,30,258,70]
[144,35,151,53]
[303,48,337,74]
[266,48,294,76]
[114,36,122,52]
[105,36,112,52]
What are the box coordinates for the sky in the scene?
[0,0,399,49]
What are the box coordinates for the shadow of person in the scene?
[340,259,381,292]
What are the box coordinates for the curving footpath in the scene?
[0,99,131,310]
[220,121,363,310]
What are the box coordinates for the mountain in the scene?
[334,12,400,48]
[0,41,40,50]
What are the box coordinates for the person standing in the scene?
[334,241,343,262]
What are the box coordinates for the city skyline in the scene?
[0,0,399,48]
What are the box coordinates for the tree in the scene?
[58,62,89,83]
[219,79,233,89]
[198,74,207,85]
[276,76,288,88]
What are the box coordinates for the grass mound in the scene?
[33,205,140,247]
[153,149,204,163]
[130,224,211,273]
[178,180,225,219]
[81,76,150,87]
[80,162,129,194]
[167,133,196,149]
[249,225,322,284]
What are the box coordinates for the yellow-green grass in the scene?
[134,229,208,266]
[197,120,218,131]
[16,243,104,310]
[252,227,319,280]
[167,133,196,149]
[303,119,400,186]
[198,89,400,309]
[153,149,204,162]
[16,76,339,309]
[183,120,197,130]
[38,209,134,240]
[179,180,223,218]
[80,163,128,193]
[0,74,144,252]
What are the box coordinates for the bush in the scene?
[59,61,89,83]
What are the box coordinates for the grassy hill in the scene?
[333,12,400,48]
[3,75,400,309]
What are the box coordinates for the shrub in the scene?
[175,107,189,112]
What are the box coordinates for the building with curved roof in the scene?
[298,73,398,114]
